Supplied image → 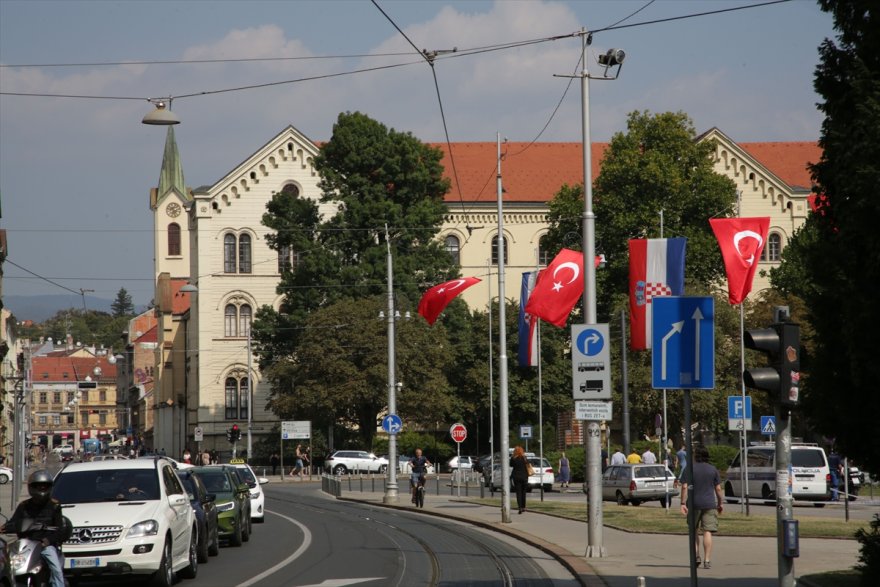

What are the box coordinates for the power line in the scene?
[591,0,790,34]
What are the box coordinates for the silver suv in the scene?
[324,451,389,475]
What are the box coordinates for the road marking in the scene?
[235,509,312,587]
[297,579,385,587]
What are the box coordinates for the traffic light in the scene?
[231,424,241,442]
[743,321,801,407]
[226,427,233,442]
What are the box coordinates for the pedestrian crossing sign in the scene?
[760,416,776,435]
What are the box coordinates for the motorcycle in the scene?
[7,519,64,587]
[841,465,864,501]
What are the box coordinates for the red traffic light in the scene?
[232,424,239,431]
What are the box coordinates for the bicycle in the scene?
[412,474,426,508]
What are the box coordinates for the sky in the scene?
[0,0,835,311]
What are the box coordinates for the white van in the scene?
[724,443,831,506]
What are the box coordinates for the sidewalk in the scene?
[337,486,860,587]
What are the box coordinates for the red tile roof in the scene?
[434,141,819,203]
[32,355,117,383]
[171,278,193,315]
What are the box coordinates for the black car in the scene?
[178,469,220,562]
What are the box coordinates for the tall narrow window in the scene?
[239,234,252,273]
[168,223,181,256]
[766,233,782,262]
[538,235,552,266]
[225,377,238,419]
[491,235,508,265]
[278,244,299,273]
[239,377,249,419]
[444,235,461,265]
[224,234,236,273]
[239,305,252,339]
[225,305,237,337]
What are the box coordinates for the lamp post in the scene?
[383,225,400,504]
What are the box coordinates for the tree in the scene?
[775,1,880,473]
[254,112,459,444]
[542,111,738,321]
[111,288,135,317]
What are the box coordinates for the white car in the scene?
[52,457,199,586]
[0,466,12,484]
[228,459,269,522]
[446,455,475,471]
[398,456,436,475]
[490,456,555,493]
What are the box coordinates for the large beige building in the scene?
[149,124,820,457]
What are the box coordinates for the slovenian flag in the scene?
[628,238,687,350]
[518,271,538,367]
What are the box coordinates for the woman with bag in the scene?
[510,446,531,514]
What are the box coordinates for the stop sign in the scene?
[449,423,467,444]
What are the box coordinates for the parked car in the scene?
[475,455,493,487]
[601,463,679,506]
[228,459,269,522]
[190,465,251,547]
[177,469,219,563]
[324,451,389,475]
[0,466,12,484]
[725,443,830,505]
[446,455,475,472]
[489,456,555,493]
[52,456,199,585]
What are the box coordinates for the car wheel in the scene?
[724,481,737,503]
[659,496,668,508]
[150,538,174,587]
[208,524,220,557]
[0,473,9,484]
[630,499,641,506]
[333,465,347,476]
[196,521,209,564]
[616,491,627,506]
[813,503,826,508]
[179,527,199,579]
[761,483,774,501]
[241,513,251,542]
[230,516,243,547]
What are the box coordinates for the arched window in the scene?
[766,233,782,262]
[239,376,249,419]
[444,235,461,265]
[278,244,299,273]
[168,223,181,256]
[224,234,236,273]
[281,183,300,198]
[225,377,238,420]
[239,305,252,338]
[238,234,252,273]
[538,235,552,266]
[491,235,508,266]
[225,305,237,337]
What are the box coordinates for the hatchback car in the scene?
[602,463,679,506]
[446,455,474,471]
[52,457,198,585]
[177,469,219,563]
[0,466,12,484]
[324,451,388,475]
[190,466,251,546]
[228,459,269,522]
[489,456,554,492]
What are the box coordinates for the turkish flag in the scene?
[524,249,587,328]
[710,217,770,305]
[417,277,481,325]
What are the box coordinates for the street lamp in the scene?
[142,99,180,126]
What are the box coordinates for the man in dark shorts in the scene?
[408,448,432,504]
[680,445,723,569]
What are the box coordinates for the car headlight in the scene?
[249,490,260,499]
[127,519,160,538]
[217,501,235,512]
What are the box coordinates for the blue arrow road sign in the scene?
[382,414,402,435]
[575,328,605,356]
[760,416,776,435]
[728,396,752,420]
[651,297,715,389]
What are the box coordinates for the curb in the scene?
[338,496,607,587]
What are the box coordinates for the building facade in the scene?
[150,124,820,454]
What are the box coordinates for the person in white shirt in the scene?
[610,449,626,465]
[642,448,657,464]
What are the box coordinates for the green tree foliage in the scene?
[542,111,738,320]
[23,308,129,350]
[111,288,135,317]
[773,1,880,474]
[255,112,458,447]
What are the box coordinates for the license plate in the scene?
[69,558,100,568]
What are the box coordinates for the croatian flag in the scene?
[628,238,687,350]
[518,271,538,367]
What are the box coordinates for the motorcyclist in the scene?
[1,470,69,587]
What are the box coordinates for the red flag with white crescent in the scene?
[524,249,585,328]
[709,217,770,305]
[417,277,481,325]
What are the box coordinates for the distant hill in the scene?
[3,294,149,322]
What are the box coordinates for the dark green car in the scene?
[191,465,252,546]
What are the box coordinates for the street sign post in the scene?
[194,426,203,442]
[651,297,715,389]
[728,396,753,431]
[760,415,776,436]
[519,425,532,438]
[571,324,611,399]
[450,423,467,497]
[382,414,402,435]
[281,420,311,440]
[575,400,613,421]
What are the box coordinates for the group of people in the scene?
[181,448,219,466]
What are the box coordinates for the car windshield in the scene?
[792,450,826,468]
[235,466,257,486]
[179,475,198,500]
[634,466,669,478]
[53,469,160,503]
[197,471,234,495]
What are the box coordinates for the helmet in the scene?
[27,469,54,505]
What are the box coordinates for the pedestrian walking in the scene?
[676,444,688,475]
[270,453,280,476]
[182,449,192,464]
[828,449,841,501]
[626,448,642,464]
[200,450,211,466]
[510,446,530,514]
[558,452,571,488]
[680,445,723,570]
[290,445,304,479]
[610,448,626,466]
[642,448,657,464]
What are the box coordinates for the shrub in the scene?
[856,513,880,585]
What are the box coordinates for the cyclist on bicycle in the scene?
[408,448,432,504]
